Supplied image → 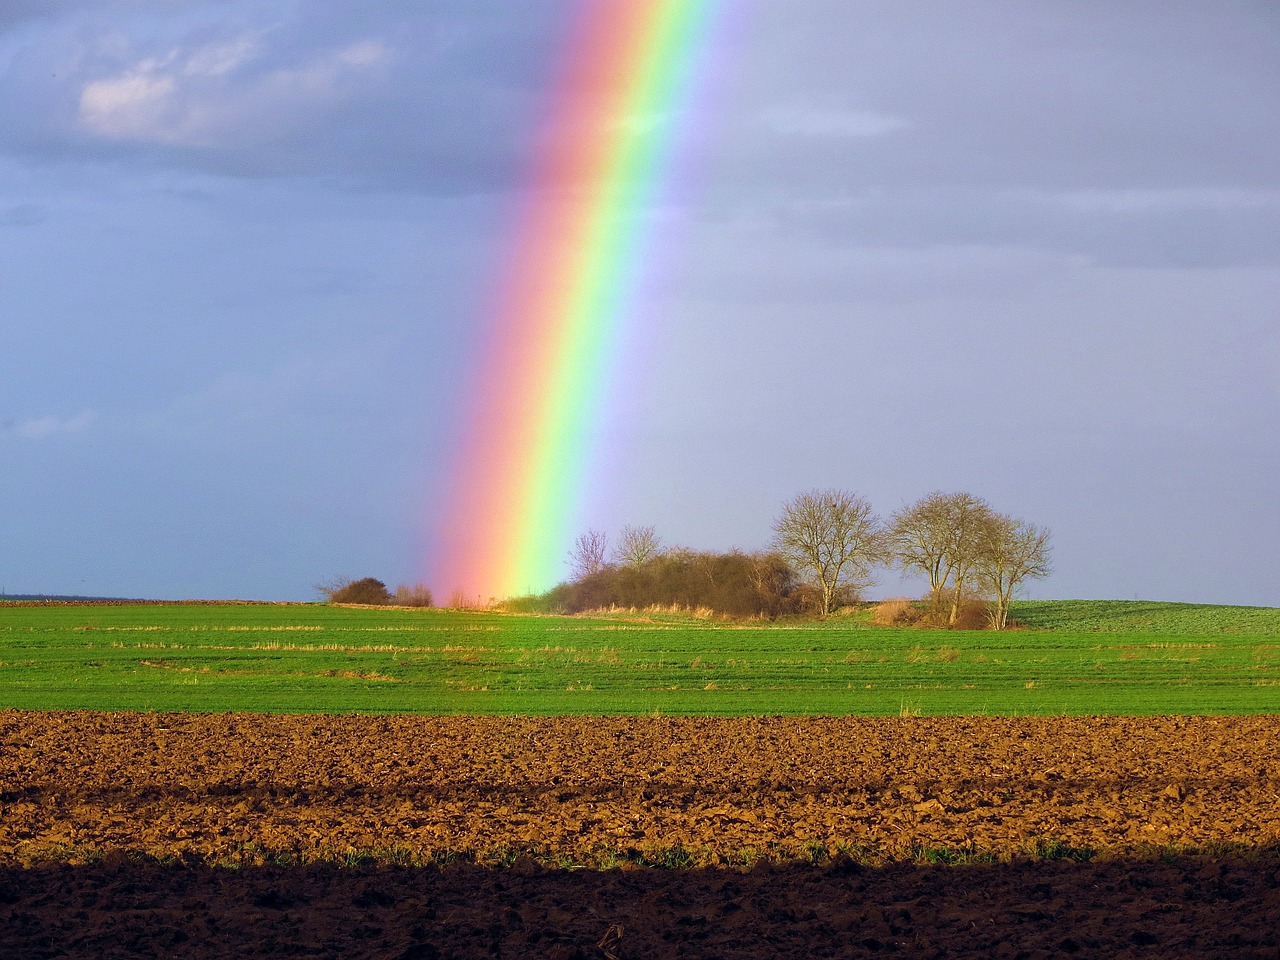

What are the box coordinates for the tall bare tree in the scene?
[888,491,996,625]
[568,529,609,581]
[976,516,1052,629]
[771,489,884,616]
[613,524,663,567]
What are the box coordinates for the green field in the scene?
[0,599,1277,715]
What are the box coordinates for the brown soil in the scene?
[2,711,1279,958]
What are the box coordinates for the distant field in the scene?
[1013,599,1280,635]
[0,599,1276,715]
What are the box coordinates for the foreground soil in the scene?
[5,854,1279,959]
[2,711,1279,958]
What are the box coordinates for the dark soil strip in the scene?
[3,855,1279,960]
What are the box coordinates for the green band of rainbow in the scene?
[428,0,716,602]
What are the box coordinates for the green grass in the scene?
[1013,599,1280,635]
[0,599,1276,715]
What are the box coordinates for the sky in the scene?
[1,1,1277,605]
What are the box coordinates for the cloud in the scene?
[79,67,179,140]
[9,410,97,439]
[77,34,391,148]
[0,0,85,32]
[139,350,387,443]
[759,105,910,139]
[1045,188,1280,215]
[0,4,579,192]
[693,181,1280,271]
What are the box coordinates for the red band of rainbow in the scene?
[428,0,716,603]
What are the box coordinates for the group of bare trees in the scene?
[772,489,1051,628]
[567,525,664,581]
[566,490,1050,627]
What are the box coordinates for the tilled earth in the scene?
[1,710,1279,958]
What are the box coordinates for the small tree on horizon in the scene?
[888,491,997,625]
[976,516,1052,629]
[613,524,663,567]
[771,489,885,616]
[568,529,610,582]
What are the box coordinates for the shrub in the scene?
[872,598,923,626]
[499,593,564,614]
[323,577,391,605]
[393,583,434,607]
[917,596,990,629]
[951,599,991,630]
[543,549,804,619]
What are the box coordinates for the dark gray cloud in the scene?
[0,0,89,31]
[719,0,1280,191]
[755,187,1280,268]
[690,0,1280,268]
[0,1,573,193]
[7,1,1274,209]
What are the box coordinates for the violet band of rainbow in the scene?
[428,0,716,602]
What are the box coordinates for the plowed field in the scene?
[3,710,1279,958]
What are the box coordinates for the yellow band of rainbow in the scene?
[428,0,716,602]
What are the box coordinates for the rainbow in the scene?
[427,0,717,603]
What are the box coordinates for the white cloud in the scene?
[336,40,390,69]
[258,39,392,100]
[181,36,261,78]
[77,35,392,148]
[79,67,178,140]
[11,410,97,439]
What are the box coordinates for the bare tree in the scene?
[613,524,663,567]
[771,489,885,616]
[888,491,996,625]
[568,529,609,581]
[976,516,1052,629]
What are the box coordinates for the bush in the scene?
[953,599,992,630]
[872,598,923,626]
[322,577,391,605]
[498,593,563,614]
[546,550,804,619]
[393,583,434,607]
[916,595,991,629]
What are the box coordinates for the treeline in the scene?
[538,489,1051,629]
[542,548,805,619]
[325,490,1052,629]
